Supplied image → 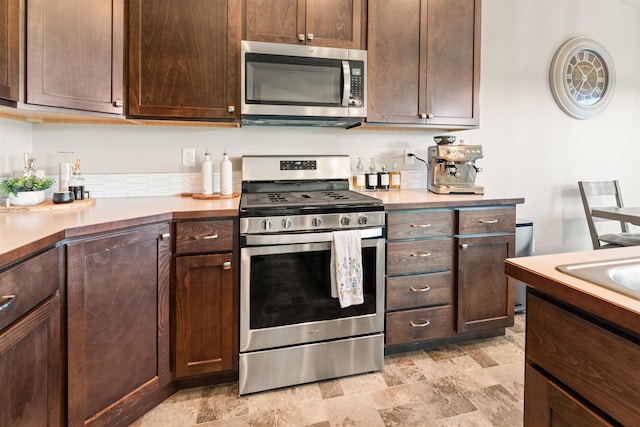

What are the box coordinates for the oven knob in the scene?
[281,218,292,229]
[312,217,323,227]
[358,215,368,225]
[341,216,351,226]
[262,219,272,231]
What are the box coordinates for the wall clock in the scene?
[549,37,616,119]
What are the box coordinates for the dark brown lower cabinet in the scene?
[66,223,171,427]
[174,253,235,378]
[0,293,62,427]
[456,233,515,333]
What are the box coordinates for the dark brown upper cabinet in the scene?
[0,0,19,103]
[128,0,241,121]
[367,0,480,128]
[26,0,123,115]
[243,0,366,49]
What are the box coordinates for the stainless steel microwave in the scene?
[240,40,367,127]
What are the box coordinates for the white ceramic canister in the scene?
[220,150,232,195]
[202,150,214,194]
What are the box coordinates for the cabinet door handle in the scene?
[410,251,431,257]
[227,105,235,113]
[0,294,16,312]
[307,33,314,41]
[192,233,218,240]
[410,223,431,228]
[410,285,431,292]
[461,243,469,250]
[223,261,232,270]
[299,34,305,41]
[113,100,123,107]
[410,319,431,328]
[159,233,170,240]
[479,219,499,224]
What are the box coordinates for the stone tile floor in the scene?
[130,313,525,427]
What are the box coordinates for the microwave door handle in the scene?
[341,60,351,107]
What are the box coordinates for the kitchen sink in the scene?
[556,257,640,300]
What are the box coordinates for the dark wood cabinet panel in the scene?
[175,219,234,255]
[243,0,365,49]
[66,223,170,427]
[386,209,453,240]
[26,0,123,114]
[456,233,514,333]
[128,0,240,120]
[0,293,62,427]
[386,305,454,345]
[386,272,452,311]
[174,253,235,378]
[526,293,638,426]
[0,0,19,102]
[386,238,453,276]
[525,364,614,427]
[367,0,480,128]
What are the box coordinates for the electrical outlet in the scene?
[404,149,414,165]
[182,148,196,167]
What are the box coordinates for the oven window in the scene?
[249,246,378,329]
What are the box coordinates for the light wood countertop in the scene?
[505,246,640,336]
[363,189,524,209]
[0,195,239,266]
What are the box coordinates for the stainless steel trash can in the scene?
[515,218,533,312]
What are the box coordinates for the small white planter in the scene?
[8,190,46,206]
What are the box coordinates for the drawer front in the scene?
[386,239,452,276]
[386,272,452,310]
[385,305,453,345]
[175,219,234,254]
[387,210,453,240]
[527,293,640,426]
[457,207,516,235]
[0,247,60,331]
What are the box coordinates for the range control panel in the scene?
[280,160,317,171]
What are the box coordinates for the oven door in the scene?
[240,229,384,353]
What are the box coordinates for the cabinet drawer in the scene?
[527,293,640,426]
[457,207,516,235]
[175,220,234,254]
[385,305,453,345]
[386,272,452,311]
[387,210,453,240]
[386,239,452,276]
[0,247,60,331]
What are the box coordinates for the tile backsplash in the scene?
[27,169,427,199]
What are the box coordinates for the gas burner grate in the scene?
[267,193,288,203]
[320,191,350,200]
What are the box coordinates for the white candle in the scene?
[59,162,71,191]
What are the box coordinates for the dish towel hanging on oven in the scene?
[330,230,364,308]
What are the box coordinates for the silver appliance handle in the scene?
[244,227,383,246]
[342,60,351,107]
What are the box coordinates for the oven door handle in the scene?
[243,227,383,246]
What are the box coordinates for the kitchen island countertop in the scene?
[0,195,239,266]
[505,246,640,336]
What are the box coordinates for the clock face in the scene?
[549,37,615,119]
[566,49,607,106]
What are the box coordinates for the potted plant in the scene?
[1,176,55,206]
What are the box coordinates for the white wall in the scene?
[1,0,639,255]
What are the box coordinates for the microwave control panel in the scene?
[349,61,365,107]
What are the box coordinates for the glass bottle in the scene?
[68,159,85,200]
[352,157,366,190]
[389,158,401,190]
[378,158,390,191]
[365,157,378,191]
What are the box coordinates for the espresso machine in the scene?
[427,138,484,194]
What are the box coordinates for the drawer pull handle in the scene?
[461,243,469,250]
[0,294,16,312]
[410,251,431,257]
[223,261,232,270]
[159,232,170,240]
[410,223,431,228]
[410,319,431,328]
[410,285,431,292]
[479,219,499,224]
[192,233,218,240]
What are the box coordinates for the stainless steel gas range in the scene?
[238,155,385,395]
